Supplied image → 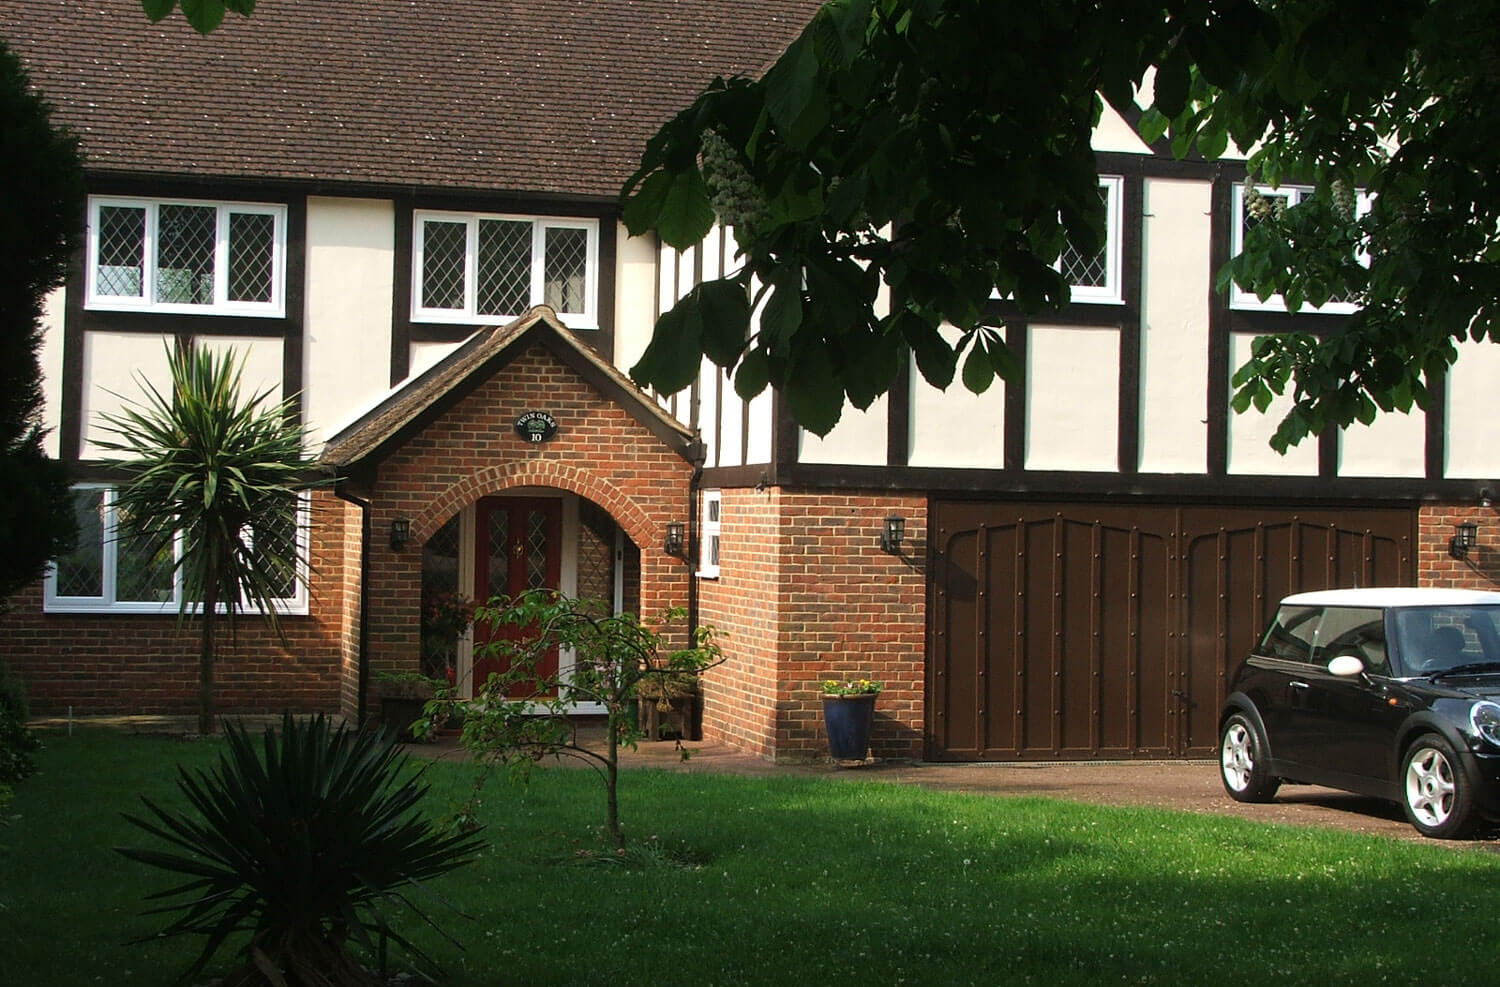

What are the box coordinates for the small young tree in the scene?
[424,591,723,850]
[97,345,325,734]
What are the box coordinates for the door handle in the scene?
[1289,680,1310,689]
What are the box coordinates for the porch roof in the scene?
[318,306,700,474]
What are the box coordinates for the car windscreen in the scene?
[1391,606,1500,675]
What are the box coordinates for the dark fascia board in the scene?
[331,317,699,473]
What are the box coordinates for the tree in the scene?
[621,0,1500,449]
[424,591,723,850]
[97,345,326,734]
[0,41,84,601]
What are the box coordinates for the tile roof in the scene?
[0,0,820,199]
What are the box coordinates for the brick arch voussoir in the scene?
[411,461,656,551]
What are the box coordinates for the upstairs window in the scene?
[412,210,599,329]
[698,490,722,579]
[86,197,287,316]
[1230,183,1368,314]
[1057,175,1124,304]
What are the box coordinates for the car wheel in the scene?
[1402,735,1475,839]
[1220,712,1280,803]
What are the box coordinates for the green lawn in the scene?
[4,729,1500,986]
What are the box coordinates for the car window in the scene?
[1392,606,1500,673]
[1258,605,1320,663]
[1313,606,1388,673]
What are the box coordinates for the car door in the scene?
[1279,606,1404,788]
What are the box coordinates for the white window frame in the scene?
[698,490,722,579]
[44,486,310,616]
[85,196,288,317]
[1059,174,1124,305]
[411,209,600,330]
[1230,183,1370,314]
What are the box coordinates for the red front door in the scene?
[471,497,563,696]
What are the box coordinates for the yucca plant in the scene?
[96,344,326,734]
[118,714,485,987]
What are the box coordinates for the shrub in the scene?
[117,713,485,986]
[0,661,39,786]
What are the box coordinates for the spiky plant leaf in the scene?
[118,714,485,986]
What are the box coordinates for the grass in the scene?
[5,729,1500,985]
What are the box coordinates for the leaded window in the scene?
[412,210,599,328]
[45,486,308,614]
[87,196,287,315]
[1057,175,1124,304]
[1230,183,1368,313]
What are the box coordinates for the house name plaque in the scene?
[514,411,559,444]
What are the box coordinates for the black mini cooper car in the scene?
[1220,588,1500,838]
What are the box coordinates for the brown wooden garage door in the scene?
[927,502,1414,761]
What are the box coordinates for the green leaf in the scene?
[1137,106,1170,145]
[179,0,228,33]
[899,311,956,390]
[655,170,716,249]
[761,271,804,346]
[631,301,703,395]
[141,0,177,21]
[961,342,994,394]
[784,339,843,436]
[696,279,752,367]
[1153,47,1190,118]
[762,35,830,150]
[732,347,772,401]
[621,169,674,237]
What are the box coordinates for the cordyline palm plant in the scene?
[118,713,485,986]
[97,344,326,734]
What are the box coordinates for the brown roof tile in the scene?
[0,0,819,199]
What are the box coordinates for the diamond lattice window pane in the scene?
[227,211,275,303]
[156,204,217,304]
[422,515,461,600]
[1059,243,1108,288]
[421,220,468,310]
[477,220,533,317]
[487,509,511,599]
[96,206,146,297]
[55,490,105,597]
[543,227,588,313]
[246,496,298,599]
[525,511,548,589]
[116,529,174,603]
[576,506,614,610]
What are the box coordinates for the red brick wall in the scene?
[1,489,352,717]
[699,488,926,762]
[1419,502,1500,588]
[362,344,695,683]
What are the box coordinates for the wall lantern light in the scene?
[1450,521,1479,560]
[880,514,906,554]
[390,516,411,551]
[664,520,686,558]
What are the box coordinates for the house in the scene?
[3,0,1498,763]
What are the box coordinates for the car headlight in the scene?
[1471,701,1500,748]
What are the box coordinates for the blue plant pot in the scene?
[823,694,876,762]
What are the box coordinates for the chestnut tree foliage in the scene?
[622,0,1500,450]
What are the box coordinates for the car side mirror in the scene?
[1327,654,1366,678]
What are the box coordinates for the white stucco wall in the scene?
[1339,408,1425,477]
[1092,102,1154,154]
[614,225,659,377]
[1137,178,1211,473]
[1225,334,1318,476]
[1446,339,1500,478]
[908,325,1006,469]
[79,331,174,460]
[799,394,889,466]
[1025,324,1120,471]
[303,197,396,446]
